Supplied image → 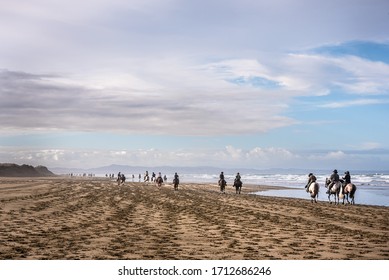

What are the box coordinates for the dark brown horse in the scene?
[219,179,227,193]
[173,177,179,191]
[156,176,163,187]
[233,179,242,194]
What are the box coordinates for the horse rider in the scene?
[234,172,241,183]
[342,171,351,187]
[152,172,156,182]
[327,169,340,194]
[219,171,225,186]
[305,173,317,192]
[174,172,179,181]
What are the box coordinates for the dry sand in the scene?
[0,177,388,260]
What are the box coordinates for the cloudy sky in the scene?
[1,0,389,171]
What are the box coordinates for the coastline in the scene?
[0,177,388,259]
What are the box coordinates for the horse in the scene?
[341,183,357,205]
[219,179,227,193]
[307,182,319,203]
[325,178,341,204]
[117,174,125,186]
[233,179,242,194]
[144,174,149,183]
[173,177,179,191]
[156,176,163,187]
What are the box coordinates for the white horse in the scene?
[340,183,357,205]
[325,178,342,204]
[144,173,150,183]
[307,182,319,203]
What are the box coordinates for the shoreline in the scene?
[1,177,388,259]
[1,176,386,207]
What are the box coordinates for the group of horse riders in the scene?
[218,171,243,193]
[305,169,352,193]
[143,170,180,189]
[218,171,242,184]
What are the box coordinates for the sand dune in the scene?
[0,177,388,259]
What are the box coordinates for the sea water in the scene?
[175,172,389,207]
[99,172,389,207]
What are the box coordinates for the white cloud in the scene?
[319,98,387,108]
[2,145,389,170]
[325,151,346,160]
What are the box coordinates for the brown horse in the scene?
[219,179,227,193]
[173,177,179,191]
[307,182,319,203]
[156,176,163,187]
[233,179,242,194]
[341,183,357,205]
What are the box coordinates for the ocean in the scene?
[96,171,389,207]
[163,172,389,207]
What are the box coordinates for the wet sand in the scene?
[0,177,388,260]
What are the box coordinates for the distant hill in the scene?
[0,163,56,177]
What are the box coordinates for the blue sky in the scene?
[1,0,389,171]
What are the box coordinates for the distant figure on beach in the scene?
[121,174,126,184]
[144,171,150,182]
[117,172,121,185]
[219,172,226,193]
[326,169,340,194]
[218,171,225,186]
[139,173,141,182]
[233,172,242,194]
[305,173,319,203]
[340,171,357,205]
[117,173,125,185]
[305,173,316,192]
[156,172,163,187]
[234,172,241,182]
[164,175,167,182]
[325,170,342,204]
[173,172,179,191]
[132,174,134,182]
[152,172,156,182]
[342,171,351,186]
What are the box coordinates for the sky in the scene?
[1,0,389,171]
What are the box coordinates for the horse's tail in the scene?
[350,184,357,198]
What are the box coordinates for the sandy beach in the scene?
[0,177,388,260]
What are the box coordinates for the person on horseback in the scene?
[173,172,180,190]
[305,173,317,192]
[327,169,340,194]
[234,172,241,183]
[219,171,225,186]
[342,171,351,186]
